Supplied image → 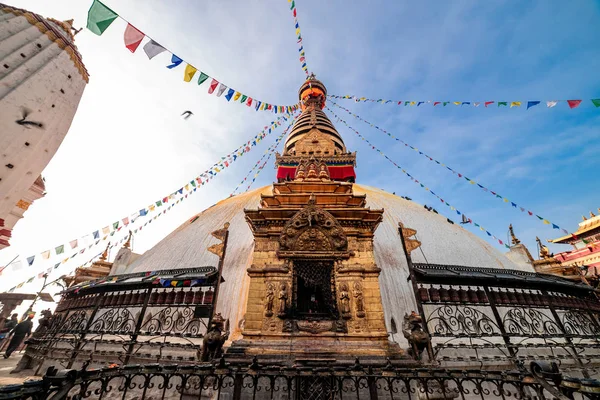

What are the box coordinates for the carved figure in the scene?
[318,163,329,180]
[278,283,288,317]
[295,163,306,181]
[339,283,351,318]
[402,312,430,361]
[353,282,365,318]
[200,313,229,361]
[265,283,275,317]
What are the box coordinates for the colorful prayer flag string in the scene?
[328,101,569,235]
[9,115,291,275]
[326,107,510,249]
[328,95,600,110]
[230,113,299,196]
[287,0,309,75]
[86,0,299,113]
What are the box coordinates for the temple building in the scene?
[17,76,600,392]
[0,4,88,249]
[549,210,600,273]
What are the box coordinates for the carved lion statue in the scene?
[200,313,230,362]
[402,312,430,361]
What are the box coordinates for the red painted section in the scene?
[0,229,11,237]
[276,165,356,181]
[0,218,4,227]
[554,242,600,263]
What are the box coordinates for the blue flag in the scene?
[225,88,234,101]
[527,101,540,109]
[166,54,183,69]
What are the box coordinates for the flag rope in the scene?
[287,0,309,76]
[328,95,600,110]
[326,106,510,249]
[86,0,298,113]
[230,112,299,196]
[4,115,291,279]
[329,101,569,235]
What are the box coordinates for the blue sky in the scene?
[1,0,599,291]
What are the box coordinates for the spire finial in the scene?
[583,215,588,221]
[536,236,552,259]
[123,230,133,249]
[99,242,111,261]
[591,211,596,218]
[509,224,520,245]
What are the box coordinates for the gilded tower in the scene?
[232,75,401,360]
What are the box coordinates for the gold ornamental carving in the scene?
[207,243,224,258]
[16,199,31,211]
[279,200,347,252]
[398,222,421,255]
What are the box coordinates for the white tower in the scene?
[0,4,88,248]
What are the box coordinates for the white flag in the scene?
[143,40,166,60]
[11,260,23,271]
[473,102,480,107]
[546,101,558,108]
[216,83,228,97]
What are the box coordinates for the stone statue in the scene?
[277,283,288,317]
[200,313,229,361]
[339,283,351,319]
[265,283,275,317]
[32,309,53,338]
[353,282,365,318]
[402,311,430,361]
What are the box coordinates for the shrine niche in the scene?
[278,200,347,255]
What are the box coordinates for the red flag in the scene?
[246,97,252,106]
[124,24,144,53]
[208,79,219,94]
[267,104,272,110]
[293,9,297,17]
[484,101,494,107]
[567,100,582,109]
[433,102,441,106]
[122,217,130,226]
[163,197,168,203]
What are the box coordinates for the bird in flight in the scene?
[181,111,193,120]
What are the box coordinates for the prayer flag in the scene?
[592,99,600,107]
[197,72,209,85]
[86,0,118,36]
[216,83,227,97]
[143,40,166,59]
[123,24,144,53]
[473,102,480,107]
[225,89,234,101]
[167,54,183,69]
[102,226,110,235]
[208,79,219,94]
[546,101,558,108]
[510,102,521,108]
[233,92,241,101]
[42,250,51,260]
[498,102,507,107]
[567,100,582,109]
[484,101,494,107]
[113,221,119,229]
[240,95,248,103]
[255,101,262,111]
[122,217,130,225]
[247,97,252,106]
[93,230,99,239]
[27,256,35,266]
[56,245,65,255]
[183,64,197,82]
[527,101,540,109]
[139,209,147,216]
[70,239,78,249]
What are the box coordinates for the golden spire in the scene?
[509,224,520,245]
[536,236,551,259]
[591,211,597,218]
[582,215,588,221]
[99,242,110,261]
[123,230,133,249]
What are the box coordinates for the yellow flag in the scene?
[410,101,416,106]
[233,92,241,101]
[183,64,197,82]
[503,198,509,203]
[510,101,521,108]
[543,219,550,225]
[469,180,476,184]
[185,184,190,191]
[453,102,461,105]
[295,28,300,35]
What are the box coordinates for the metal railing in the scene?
[2,358,600,400]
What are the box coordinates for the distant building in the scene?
[0,4,88,248]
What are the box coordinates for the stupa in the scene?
[0,4,88,248]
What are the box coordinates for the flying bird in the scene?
[181,111,193,120]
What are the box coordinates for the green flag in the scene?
[240,95,248,103]
[86,0,118,36]
[197,72,209,85]
[592,99,600,108]
[113,221,119,229]
[498,102,508,107]
[55,245,64,255]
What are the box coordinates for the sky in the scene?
[1,0,599,295]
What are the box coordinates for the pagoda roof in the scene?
[550,214,600,243]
